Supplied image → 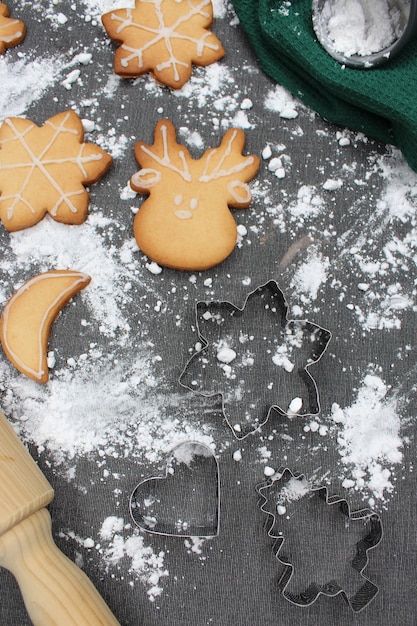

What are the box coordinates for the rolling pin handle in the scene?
[0,507,120,626]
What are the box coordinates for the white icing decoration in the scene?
[199,130,255,182]
[174,197,198,220]
[0,17,22,45]
[228,181,251,204]
[131,168,162,188]
[138,124,256,189]
[175,209,193,219]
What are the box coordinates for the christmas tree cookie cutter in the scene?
[129,441,220,537]
[179,280,332,439]
[256,468,383,612]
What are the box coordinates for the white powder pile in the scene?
[278,475,310,502]
[264,84,300,119]
[329,374,402,501]
[173,62,236,111]
[290,250,330,302]
[319,0,407,57]
[60,516,169,601]
[288,185,324,219]
[0,54,67,117]
[98,516,169,602]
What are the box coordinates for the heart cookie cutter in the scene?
[179,280,332,439]
[129,441,220,538]
[256,468,383,612]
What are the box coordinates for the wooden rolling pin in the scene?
[0,409,120,625]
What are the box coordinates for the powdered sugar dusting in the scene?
[264,84,300,119]
[328,374,402,501]
[0,54,68,117]
[290,250,329,302]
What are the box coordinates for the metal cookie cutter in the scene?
[312,0,417,68]
[256,468,383,612]
[180,280,331,439]
[129,441,220,537]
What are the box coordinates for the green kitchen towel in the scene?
[231,0,417,172]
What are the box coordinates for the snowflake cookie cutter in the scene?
[179,280,332,439]
[129,441,220,537]
[256,468,383,613]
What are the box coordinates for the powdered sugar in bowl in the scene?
[312,0,417,68]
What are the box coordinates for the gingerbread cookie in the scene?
[0,270,91,383]
[0,3,25,54]
[130,119,260,271]
[0,110,112,232]
[101,0,225,89]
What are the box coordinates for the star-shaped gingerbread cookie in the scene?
[102,0,225,88]
[0,110,112,232]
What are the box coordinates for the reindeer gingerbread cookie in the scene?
[130,120,260,271]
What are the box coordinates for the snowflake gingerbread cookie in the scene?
[102,0,225,89]
[130,119,260,271]
[0,3,25,54]
[0,110,112,232]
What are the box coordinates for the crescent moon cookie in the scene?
[101,0,225,89]
[130,119,260,271]
[0,3,26,54]
[0,110,113,232]
[0,270,91,383]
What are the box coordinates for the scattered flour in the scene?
[290,251,329,302]
[328,374,402,501]
[0,353,214,467]
[264,84,300,119]
[62,516,169,602]
[173,63,235,109]
[277,475,310,503]
[0,54,67,117]
[288,185,324,218]
[78,0,135,22]
[102,527,168,602]
[212,0,229,19]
